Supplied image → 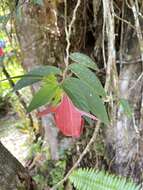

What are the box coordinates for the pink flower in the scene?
[37,95,96,137]
[0,48,4,57]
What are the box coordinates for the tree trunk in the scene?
[15,0,61,160]
[15,0,71,161]
[0,141,34,190]
[105,2,143,182]
[114,5,143,181]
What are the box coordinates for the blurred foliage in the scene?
[28,137,67,190]
[33,159,66,190]
[0,95,11,116]
[0,0,36,138]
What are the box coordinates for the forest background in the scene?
[0,0,143,190]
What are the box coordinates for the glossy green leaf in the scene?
[62,83,90,113]
[119,98,133,118]
[62,77,109,125]
[70,52,98,71]
[27,84,58,112]
[69,64,106,97]
[14,66,61,91]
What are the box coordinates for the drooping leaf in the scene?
[62,77,109,125]
[61,85,93,125]
[87,93,109,125]
[70,52,98,71]
[14,66,61,91]
[62,78,90,113]
[69,64,106,97]
[27,84,58,112]
[119,98,133,118]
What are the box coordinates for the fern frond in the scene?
[69,168,141,190]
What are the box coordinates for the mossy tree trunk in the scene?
[109,3,143,182]
[15,0,66,160]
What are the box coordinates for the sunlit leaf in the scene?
[69,64,106,97]
[62,77,109,125]
[14,66,61,91]
[27,83,58,112]
[43,73,59,84]
[52,87,63,106]
[70,52,98,71]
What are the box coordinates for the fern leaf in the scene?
[69,168,141,190]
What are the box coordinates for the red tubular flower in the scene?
[0,48,4,57]
[37,95,96,137]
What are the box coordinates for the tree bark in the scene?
[114,6,143,181]
[105,3,143,182]
[15,0,68,160]
[0,141,34,190]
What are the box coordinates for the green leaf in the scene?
[69,168,141,190]
[62,84,93,126]
[70,52,98,71]
[27,84,58,112]
[119,99,133,118]
[69,64,106,97]
[62,77,109,125]
[52,87,63,106]
[14,66,61,91]
[62,83,90,112]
